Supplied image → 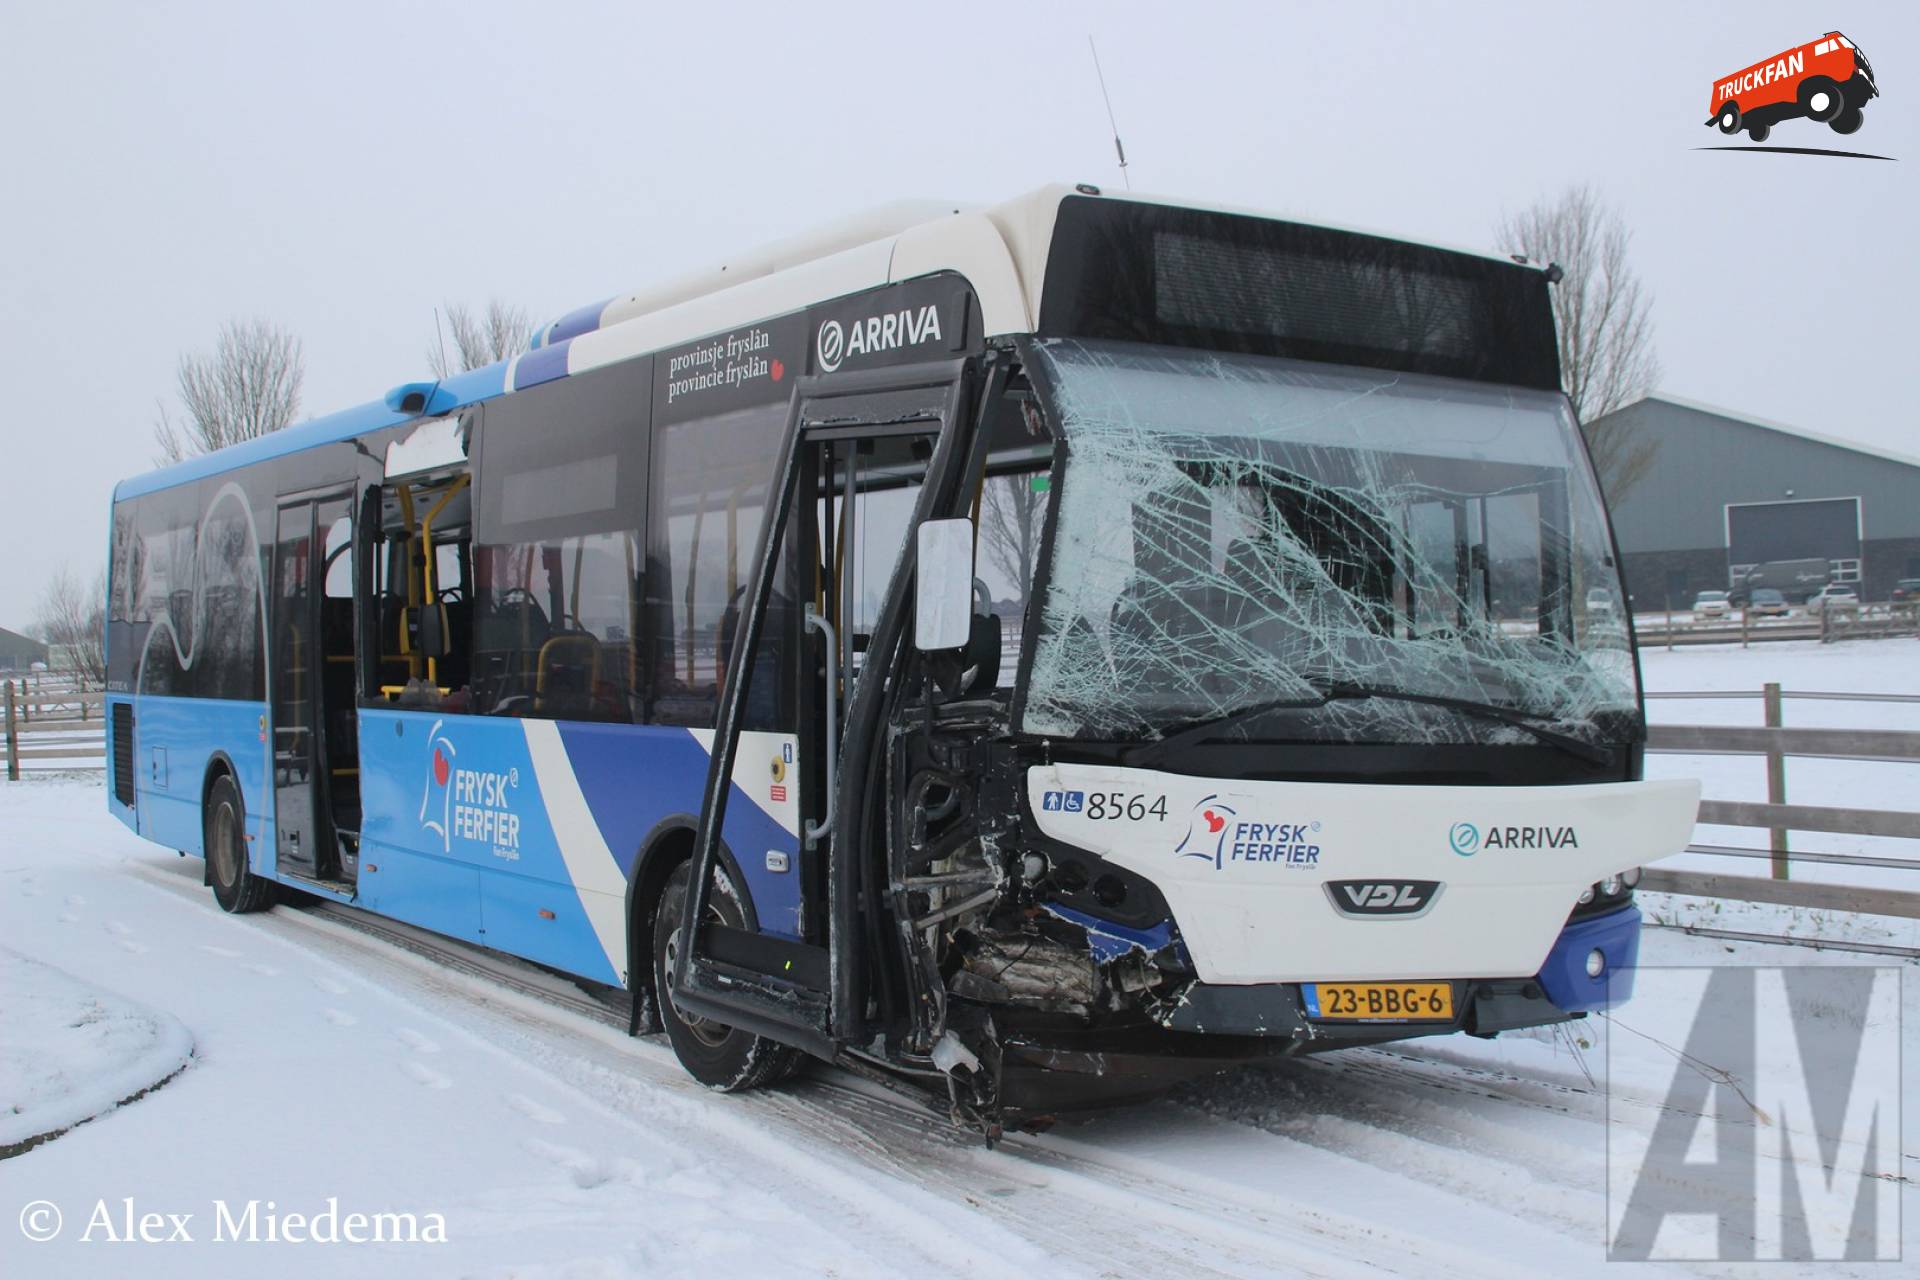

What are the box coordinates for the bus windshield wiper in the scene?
[1314,681,1613,765]
[1122,693,1332,766]
[1123,683,1613,767]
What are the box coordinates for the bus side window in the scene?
[647,404,787,729]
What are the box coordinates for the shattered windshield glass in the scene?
[1019,341,1638,745]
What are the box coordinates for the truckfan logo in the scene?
[1701,30,1884,154]
[1325,879,1442,918]
[1449,822,1481,856]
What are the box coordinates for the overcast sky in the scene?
[1,1,1913,631]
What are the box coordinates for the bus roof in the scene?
[116,185,1547,502]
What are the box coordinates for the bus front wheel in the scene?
[1800,77,1843,122]
[651,862,800,1092]
[205,775,273,914]
[1830,107,1864,135]
[1716,103,1741,134]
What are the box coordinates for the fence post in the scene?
[1740,605,1750,649]
[1665,603,1674,651]
[1764,681,1788,879]
[4,681,17,783]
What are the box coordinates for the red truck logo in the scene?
[1707,32,1879,142]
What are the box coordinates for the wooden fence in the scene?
[1630,602,1920,648]
[2,678,105,779]
[1641,684,1920,927]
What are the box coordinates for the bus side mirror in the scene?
[915,519,975,651]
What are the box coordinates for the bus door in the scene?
[270,492,361,887]
[670,361,977,1055]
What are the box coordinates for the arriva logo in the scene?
[815,304,943,373]
[1450,821,1578,856]
[417,719,523,859]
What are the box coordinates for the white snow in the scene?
[0,950,193,1151]
[0,637,1913,1276]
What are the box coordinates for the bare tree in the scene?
[978,476,1047,610]
[1496,186,1662,502]
[154,318,305,464]
[35,567,108,689]
[428,299,530,377]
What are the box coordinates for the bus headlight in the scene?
[1585,948,1607,978]
[1601,875,1623,897]
[1577,884,1596,905]
[1621,866,1642,889]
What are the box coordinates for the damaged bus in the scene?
[105,186,1698,1134]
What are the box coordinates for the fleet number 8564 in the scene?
[1084,792,1169,821]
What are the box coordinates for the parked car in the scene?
[1585,587,1615,614]
[1892,578,1920,605]
[1692,590,1731,618]
[1747,587,1790,617]
[1805,583,1860,616]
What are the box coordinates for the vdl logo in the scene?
[1449,822,1481,856]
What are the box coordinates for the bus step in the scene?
[676,952,834,1059]
[701,924,828,990]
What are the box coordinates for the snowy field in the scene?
[0,638,1915,1277]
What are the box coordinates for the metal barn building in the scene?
[1589,395,1920,609]
[0,626,49,672]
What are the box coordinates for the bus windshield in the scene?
[1020,341,1638,745]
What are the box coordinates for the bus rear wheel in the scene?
[1746,121,1771,143]
[1830,107,1863,135]
[651,862,800,1091]
[1716,103,1741,134]
[205,775,273,914]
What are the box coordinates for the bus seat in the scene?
[534,633,602,715]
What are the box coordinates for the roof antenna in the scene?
[1088,36,1130,190]
[432,305,451,379]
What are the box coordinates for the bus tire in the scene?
[651,862,799,1092]
[1746,121,1770,143]
[205,775,273,914]
[1799,77,1843,122]
[1716,103,1741,134]
[1829,107,1863,135]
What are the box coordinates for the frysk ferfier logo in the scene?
[416,720,522,860]
[1607,966,1901,1261]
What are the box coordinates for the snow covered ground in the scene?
[0,950,193,1155]
[0,639,1915,1277]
